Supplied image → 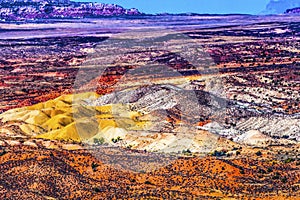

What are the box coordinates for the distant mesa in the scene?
[262,0,300,14]
[0,0,71,3]
[285,7,300,14]
[0,0,142,21]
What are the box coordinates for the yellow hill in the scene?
[0,92,150,142]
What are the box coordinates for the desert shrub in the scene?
[93,187,102,193]
[272,172,280,180]
[232,147,239,151]
[144,180,153,185]
[112,136,122,143]
[284,158,295,164]
[212,150,227,157]
[94,137,105,145]
[182,149,192,155]
[258,168,266,174]
[91,162,99,171]
[272,175,279,180]
[281,177,288,183]
[0,149,6,156]
[267,167,273,173]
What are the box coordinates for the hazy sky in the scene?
[78,0,270,14]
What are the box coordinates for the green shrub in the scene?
[182,149,192,154]
[94,137,105,145]
[112,136,122,143]
[0,149,7,156]
[144,180,153,185]
[212,150,227,157]
[284,158,295,164]
[281,177,288,183]
[91,162,99,171]
[93,187,102,193]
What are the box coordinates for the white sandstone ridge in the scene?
[235,116,300,141]
[85,125,219,153]
[233,130,273,147]
[200,114,300,142]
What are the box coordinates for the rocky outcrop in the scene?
[0,0,141,21]
[285,7,300,14]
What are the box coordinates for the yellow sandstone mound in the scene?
[0,92,150,143]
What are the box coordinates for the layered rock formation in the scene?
[0,0,141,21]
[0,86,220,153]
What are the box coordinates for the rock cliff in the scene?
[0,0,142,21]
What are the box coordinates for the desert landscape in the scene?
[0,1,300,199]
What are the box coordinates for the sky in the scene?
[78,0,270,14]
